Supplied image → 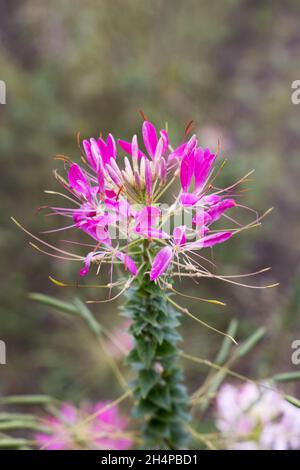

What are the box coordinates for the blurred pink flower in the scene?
[36,402,132,450]
[216,383,300,450]
[105,321,134,360]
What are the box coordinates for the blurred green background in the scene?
[1,0,300,404]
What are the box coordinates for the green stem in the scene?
[123,246,190,449]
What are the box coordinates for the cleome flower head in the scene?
[14,117,272,296]
[36,402,132,450]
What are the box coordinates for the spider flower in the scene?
[19,118,266,290]
[36,402,132,450]
[14,117,274,451]
[216,383,300,450]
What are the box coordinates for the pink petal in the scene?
[94,402,119,425]
[150,246,173,280]
[68,164,91,199]
[194,147,216,191]
[135,206,161,231]
[35,433,67,450]
[180,192,199,206]
[145,159,152,200]
[173,225,186,246]
[180,151,195,192]
[97,137,109,165]
[202,194,221,206]
[90,138,103,170]
[154,137,164,161]
[183,134,198,156]
[193,208,211,226]
[80,252,94,276]
[106,133,117,159]
[160,129,169,154]
[131,134,139,161]
[83,140,97,171]
[97,158,105,195]
[207,199,236,224]
[160,157,167,184]
[95,224,112,245]
[60,404,77,424]
[168,142,188,163]
[142,121,158,159]
[118,139,145,158]
[116,252,138,276]
[188,231,233,249]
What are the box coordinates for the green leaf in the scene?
[285,394,300,408]
[130,320,147,336]
[272,371,300,382]
[73,298,102,336]
[0,421,51,433]
[149,386,172,410]
[29,293,78,315]
[139,370,160,398]
[237,327,266,357]
[137,339,156,368]
[146,418,170,437]
[30,293,102,337]
[0,395,55,406]
[126,348,141,366]
[164,330,182,343]
[155,408,189,423]
[171,384,188,403]
[151,328,165,344]
[0,413,39,422]
[133,398,158,417]
[140,308,159,327]
[0,438,32,449]
[215,319,238,365]
[156,340,177,358]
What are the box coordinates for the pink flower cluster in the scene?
[36,402,132,450]
[216,383,300,450]
[45,119,250,282]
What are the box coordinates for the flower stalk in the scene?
[123,241,189,449]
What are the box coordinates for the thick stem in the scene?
[123,263,190,449]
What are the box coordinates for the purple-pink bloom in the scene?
[36,402,132,450]
[31,117,256,285]
[83,134,117,169]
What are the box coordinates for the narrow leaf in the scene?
[272,371,300,383]
[237,327,266,357]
